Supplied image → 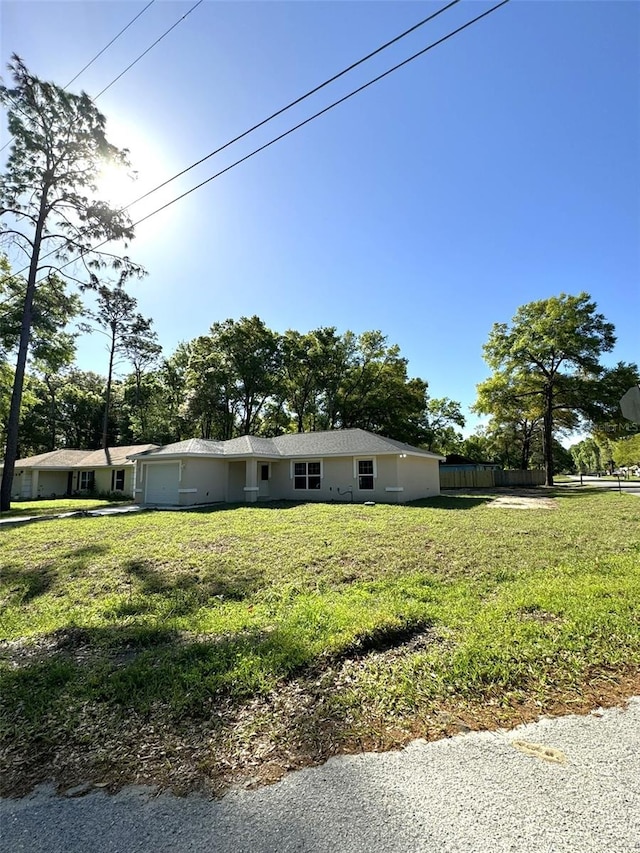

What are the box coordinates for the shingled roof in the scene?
[129,429,444,461]
[5,445,158,469]
[10,449,93,469]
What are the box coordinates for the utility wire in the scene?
[93,0,204,100]
[8,0,462,280]
[0,0,157,154]
[125,0,462,210]
[30,0,511,283]
[131,0,511,228]
[65,0,157,89]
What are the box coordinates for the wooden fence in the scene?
[440,468,546,489]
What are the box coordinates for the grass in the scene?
[1,489,639,796]
[0,497,132,520]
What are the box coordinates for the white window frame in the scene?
[79,470,95,490]
[111,469,126,491]
[353,457,377,490]
[290,459,323,490]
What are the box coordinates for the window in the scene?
[79,471,95,491]
[294,461,321,490]
[358,460,374,490]
[260,464,269,481]
[111,469,125,491]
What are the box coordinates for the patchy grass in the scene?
[0,497,132,520]
[1,490,639,797]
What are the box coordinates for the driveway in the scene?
[2,698,638,853]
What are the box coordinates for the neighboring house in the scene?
[3,444,157,499]
[439,454,501,471]
[129,429,444,506]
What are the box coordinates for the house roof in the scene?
[6,445,158,470]
[74,445,158,468]
[10,449,94,469]
[129,429,445,462]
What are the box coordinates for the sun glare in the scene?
[94,119,170,212]
[95,161,139,207]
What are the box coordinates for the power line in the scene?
[131,0,511,229]
[0,1,157,155]
[93,0,204,101]
[65,0,157,89]
[125,0,462,210]
[25,0,511,284]
[7,0,462,281]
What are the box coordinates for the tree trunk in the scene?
[542,387,554,486]
[102,326,116,450]
[0,190,49,511]
[45,374,57,451]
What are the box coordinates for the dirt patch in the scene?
[488,491,557,510]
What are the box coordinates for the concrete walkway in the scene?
[0,504,144,526]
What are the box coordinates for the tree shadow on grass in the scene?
[121,557,264,612]
[1,545,110,605]
[0,619,433,797]
[409,495,493,510]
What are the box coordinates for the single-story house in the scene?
[3,444,157,499]
[129,429,445,506]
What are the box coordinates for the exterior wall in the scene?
[10,469,68,499]
[178,458,226,506]
[133,461,144,503]
[226,461,246,503]
[131,451,441,507]
[10,469,29,498]
[270,455,405,504]
[73,467,135,497]
[397,455,441,501]
[36,471,69,498]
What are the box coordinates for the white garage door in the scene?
[145,463,180,505]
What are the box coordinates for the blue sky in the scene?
[1,0,639,436]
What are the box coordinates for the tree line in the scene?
[0,286,467,456]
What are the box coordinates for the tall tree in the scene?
[80,276,156,448]
[479,294,617,485]
[0,55,142,509]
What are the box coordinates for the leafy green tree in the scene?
[480,293,617,485]
[280,329,337,433]
[56,370,106,448]
[612,434,640,469]
[0,55,142,509]
[570,438,602,474]
[422,397,466,452]
[185,317,282,438]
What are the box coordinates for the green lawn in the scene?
[1,490,639,796]
[0,497,132,520]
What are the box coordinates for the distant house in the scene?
[439,454,501,472]
[129,429,444,506]
[3,444,157,499]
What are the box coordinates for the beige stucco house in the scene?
[4,444,157,499]
[129,429,444,506]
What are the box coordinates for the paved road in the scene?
[558,476,640,496]
[2,699,639,853]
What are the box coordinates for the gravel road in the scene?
[2,698,639,853]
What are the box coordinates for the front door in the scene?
[258,463,270,499]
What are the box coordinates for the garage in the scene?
[144,463,180,505]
